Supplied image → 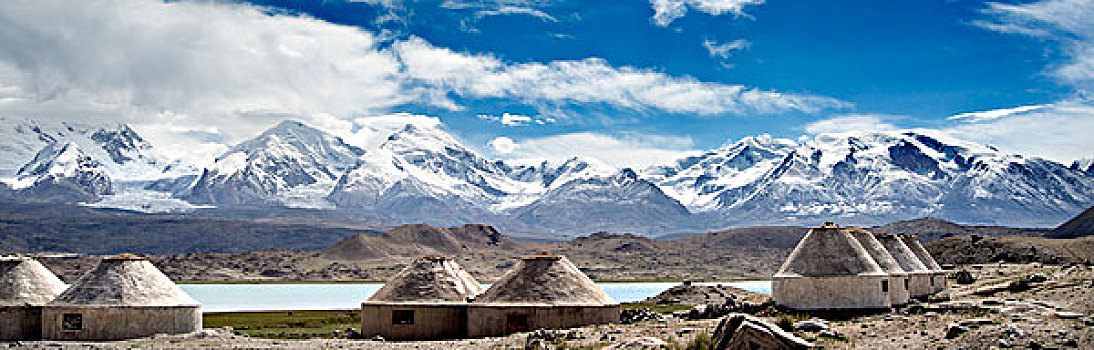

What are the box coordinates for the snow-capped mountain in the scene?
[10,141,112,202]
[501,156,616,189]
[1073,159,1094,176]
[3,116,1091,234]
[645,131,1094,227]
[511,168,692,234]
[0,117,177,180]
[185,120,365,207]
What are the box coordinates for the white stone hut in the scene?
[0,257,67,340]
[875,234,933,298]
[772,223,891,310]
[847,227,911,306]
[467,254,619,338]
[361,256,484,340]
[41,254,201,340]
[900,235,946,294]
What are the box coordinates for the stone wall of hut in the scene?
[886,273,911,306]
[466,305,620,338]
[361,303,468,341]
[41,306,201,340]
[906,272,933,298]
[773,275,891,310]
[0,306,44,340]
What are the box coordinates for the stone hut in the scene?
[772,223,891,310]
[875,234,933,298]
[41,254,201,340]
[0,257,67,340]
[361,256,484,340]
[467,254,619,338]
[847,227,911,306]
[900,235,946,294]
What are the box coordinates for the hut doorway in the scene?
[506,313,529,333]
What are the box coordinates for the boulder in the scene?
[955,270,976,284]
[712,314,813,349]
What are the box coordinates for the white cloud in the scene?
[495,132,697,168]
[0,0,841,165]
[702,38,750,59]
[488,136,519,154]
[395,37,845,117]
[478,112,554,126]
[650,0,765,27]
[803,114,901,134]
[948,104,1048,122]
[943,101,1094,163]
[976,0,1094,89]
[474,6,557,22]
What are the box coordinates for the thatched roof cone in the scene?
[774,225,886,278]
[900,235,943,271]
[474,254,616,306]
[368,256,483,303]
[847,227,907,276]
[0,257,67,307]
[49,254,198,307]
[875,234,930,273]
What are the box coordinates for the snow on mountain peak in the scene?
[9,141,112,200]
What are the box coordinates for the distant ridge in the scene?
[320,223,522,260]
[1048,206,1094,238]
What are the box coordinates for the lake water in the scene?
[182,281,772,312]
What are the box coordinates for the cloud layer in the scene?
[0,0,840,163]
[650,0,765,27]
[976,0,1094,90]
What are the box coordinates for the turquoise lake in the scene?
[181,281,772,312]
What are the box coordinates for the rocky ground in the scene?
[11,263,1093,349]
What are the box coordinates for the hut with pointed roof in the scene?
[900,235,946,294]
[847,227,911,306]
[361,256,484,340]
[875,234,933,298]
[1,257,67,340]
[467,254,619,338]
[772,223,891,310]
[41,254,201,340]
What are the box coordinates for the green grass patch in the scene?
[203,310,360,339]
[621,302,694,314]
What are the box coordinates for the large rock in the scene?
[712,313,813,349]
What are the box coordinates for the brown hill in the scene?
[926,235,1094,265]
[1049,206,1094,238]
[319,223,522,260]
[870,217,1045,242]
[675,226,809,249]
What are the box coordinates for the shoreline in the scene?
[177,276,773,285]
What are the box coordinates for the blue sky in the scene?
[0,0,1091,167]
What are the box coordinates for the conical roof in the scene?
[474,254,616,306]
[49,254,198,307]
[875,234,930,273]
[0,257,67,306]
[900,235,943,271]
[774,224,886,278]
[847,227,906,275]
[368,256,483,303]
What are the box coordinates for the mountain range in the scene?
[1,116,1092,236]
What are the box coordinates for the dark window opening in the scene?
[930,276,935,286]
[904,278,909,290]
[62,313,83,331]
[392,310,414,325]
[881,280,889,293]
[506,313,529,333]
